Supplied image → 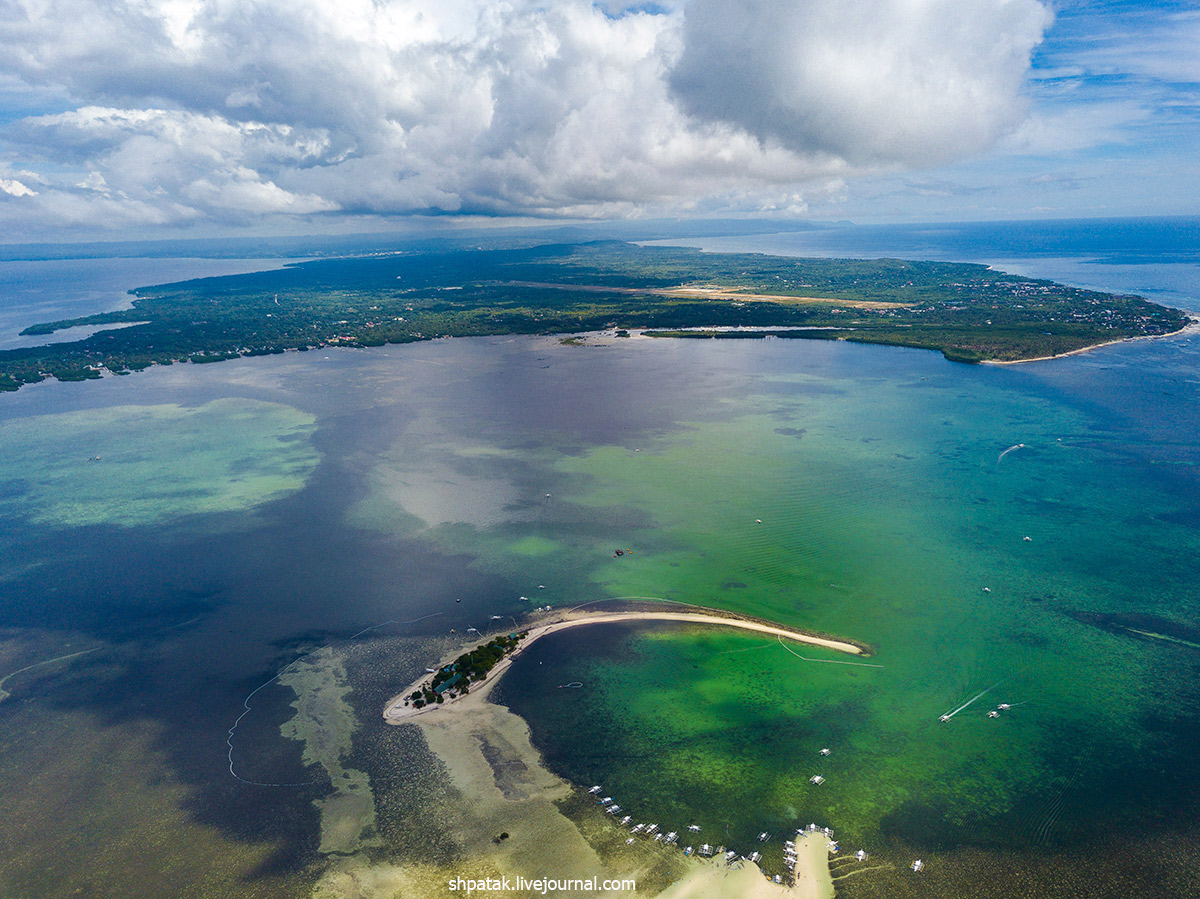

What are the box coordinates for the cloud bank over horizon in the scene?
[0,0,1065,235]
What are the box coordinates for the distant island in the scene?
[0,241,1189,391]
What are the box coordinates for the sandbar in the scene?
[384,608,867,723]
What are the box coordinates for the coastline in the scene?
[364,641,835,899]
[982,316,1200,365]
[383,608,867,724]
[359,608,853,898]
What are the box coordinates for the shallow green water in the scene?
[492,337,1200,881]
[2,323,1200,897]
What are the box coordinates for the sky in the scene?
[0,0,1196,241]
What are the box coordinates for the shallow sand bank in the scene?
[384,608,866,724]
[657,832,832,899]
[344,670,833,899]
[344,608,848,898]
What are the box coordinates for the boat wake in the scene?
[997,443,1026,462]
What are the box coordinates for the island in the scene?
[1,241,1190,391]
[384,606,870,723]
[380,605,862,898]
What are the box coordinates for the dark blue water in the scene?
[0,218,1198,898]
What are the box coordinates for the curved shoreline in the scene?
[982,316,1200,365]
[383,609,866,724]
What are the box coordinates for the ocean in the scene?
[0,218,1198,898]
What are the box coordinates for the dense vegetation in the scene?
[1,241,1188,390]
[408,631,526,709]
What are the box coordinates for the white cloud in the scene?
[671,0,1053,167]
[999,100,1150,155]
[0,0,1053,232]
[0,178,37,197]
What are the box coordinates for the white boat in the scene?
[646,824,659,834]
[758,832,770,842]
[654,833,665,842]
[828,840,839,853]
[687,824,701,832]
[809,775,825,785]
[939,714,951,722]
[749,851,761,863]
[699,844,713,857]
[819,747,831,756]
[625,837,635,844]
[588,786,602,794]
[619,816,631,825]
[600,797,613,805]
[998,703,1011,710]
[988,709,1001,718]
[855,850,868,861]
[665,832,678,844]
[684,846,693,856]
[724,851,738,863]
[912,859,924,872]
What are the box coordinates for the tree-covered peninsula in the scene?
[0,241,1189,391]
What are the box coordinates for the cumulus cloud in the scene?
[0,177,37,197]
[671,0,1053,167]
[0,0,1052,232]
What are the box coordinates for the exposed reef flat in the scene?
[343,607,859,898]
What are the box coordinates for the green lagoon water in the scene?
[1,239,1200,897]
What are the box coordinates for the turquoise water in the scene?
[1,222,1199,896]
[493,333,1200,885]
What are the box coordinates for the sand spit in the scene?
[657,833,833,899]
[384,609,866,724]
[983,316,1200,365]
[338,608,851,899]
[333,658,833,899]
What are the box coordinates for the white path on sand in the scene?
[384,609,866,723]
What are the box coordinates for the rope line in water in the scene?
[0,646,102,703]
[776,635,885,668]
[227,610,444,787]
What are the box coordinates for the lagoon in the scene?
[1,220,1199,897]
